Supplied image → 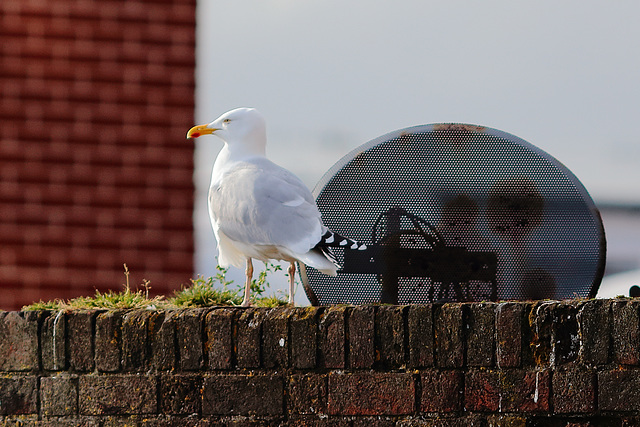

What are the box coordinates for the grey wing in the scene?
[209,161,323,254]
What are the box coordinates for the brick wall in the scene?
[2,300,640,425]
[0,0,196,310]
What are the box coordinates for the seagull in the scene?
[187,107,366,306]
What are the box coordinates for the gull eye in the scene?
[223,119,231,124]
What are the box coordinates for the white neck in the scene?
[210,117,268,181]
[227,135,267,158]
[211,140,267,183]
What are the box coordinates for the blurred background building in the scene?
[0,0,196,310]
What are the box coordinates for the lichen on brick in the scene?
[527,301,554,366]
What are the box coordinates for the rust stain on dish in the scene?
[434,123,486,133]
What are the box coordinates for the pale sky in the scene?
[192,1,640,299]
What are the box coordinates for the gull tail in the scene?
[313,229,367,269]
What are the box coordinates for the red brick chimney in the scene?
[0,0,196,310]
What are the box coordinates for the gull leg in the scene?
[241,258,253,307]
[287,261,296,306]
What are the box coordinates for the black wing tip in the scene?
[319,230,367,250]
[313,230,366,270]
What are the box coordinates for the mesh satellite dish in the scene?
[300,124,606,305]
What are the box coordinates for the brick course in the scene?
[327,372,415,416]
[0,0,195,311]
[1,300,640,425]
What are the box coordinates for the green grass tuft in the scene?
[22,299,67,311]
[253,295,289,308]
[22,265,166,311]
[21,263,290,311]
[169,276,242,307]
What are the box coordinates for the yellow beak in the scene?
[186,124,217,139]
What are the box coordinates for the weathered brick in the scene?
[205,308,234,370]
[375,305,406,368]
[103,415,156,427]
[577,299,610,366]
[236,308,263,369]
[408,305,434,368]
[0,311,40,371]
[353,418,394,427]
[95,310,124,372]
[502,369,550,413]
[552,303,580,365]
[287,416,351,427]
[612,300,640,365]
[5,302,640,424]
[290,307,320,369]
[319,306,346,369]
[495,302,523,368]
[202,374,283,416]
[397,415,486,426]
[262,307,292,369]
[67,310,97,372]
[420,370,463,413]
[552,368,596,414]
[486,415,527,427]
[466,302,495,367]
[0,376,38,415]
[160,374,202,415]
[327,372,415,416]
[40,375,78,416]
[151,310,178,371]
[623,418,640,427]
[465,369,501,412]
[177,308,206,371]
[599,369,640,411]
[288,373,327,415]
[79,374,157,415]
[465,369,550,413]
[527,301,554,367]
[122,310,153,371]
[434,303,464,368]
[32,417,101,427]
[140,416,216,427]
[42,310,67,371]
[348,305,375,369]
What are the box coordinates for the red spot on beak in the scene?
[191,132,201,138]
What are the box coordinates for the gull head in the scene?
[186,108,267,149]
